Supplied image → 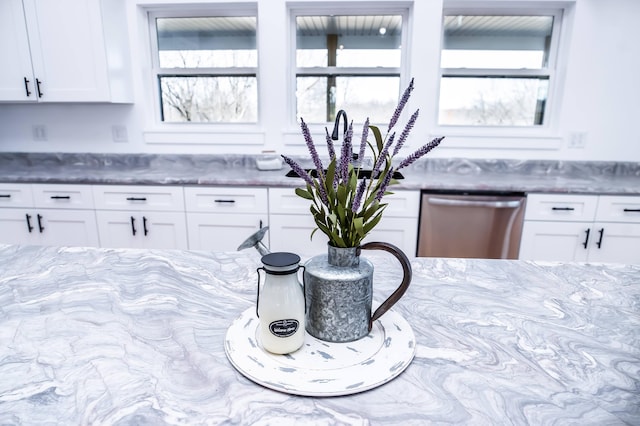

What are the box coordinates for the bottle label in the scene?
[269,319,299,338]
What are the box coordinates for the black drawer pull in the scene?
[0,194,10,198]
[25,214,34,233]
[37,214,44,233]
[214,199,236,203]
[551,207,575,211]
[50,195,71,200]
[623,208,640,212]
[126,197,147,202]
[596,228,604,249]
[24,77,31,97]
[143,216,149,236]
[35,78,43,98]
[582,228,590,249]
[130,216,137,236]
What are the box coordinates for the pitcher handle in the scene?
[359,241,412,330]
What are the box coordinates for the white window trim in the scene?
[432,3,573,149]
[140,3,265,147]
[285,2,413,147]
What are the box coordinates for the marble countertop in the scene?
[1,152,639,194]
[0,243,638,424]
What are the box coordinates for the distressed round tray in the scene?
[224,306,416,396]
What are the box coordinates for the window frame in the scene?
[288,4,413,130]
[437,6,565,132]
[147,6,260,127]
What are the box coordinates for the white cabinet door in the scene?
[37,209,100,247]
[519,221,590,262]
[0,209,37,244]
[0,0,131,103]
[0,209,99,246]
[587,223,640,264]
[0,0,35,101]
[187,212,266,252]
[268,214,328,256]
[96,211,188,249]
[365,217,418,256]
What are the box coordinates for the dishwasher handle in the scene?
[426,196,523,209]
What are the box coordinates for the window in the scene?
[293,12,407,124]
[438,11,562,127]
[150,12,258,123]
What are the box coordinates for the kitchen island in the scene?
[0,244,638,425]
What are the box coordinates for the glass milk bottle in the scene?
[257,252,305,354]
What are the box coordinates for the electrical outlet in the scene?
[568,132,587,149]
[32,125,47,141]
[112,125,128,143]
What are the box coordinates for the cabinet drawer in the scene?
[524,194,598,222]
[92,185,184,211]
[184,187,268,214]
[269,188,419,218]
[33,184,94,209]
[0,183,34,207]
[596,196,640,223]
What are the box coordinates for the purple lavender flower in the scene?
[393,109,419,156]
[356,118,370,168]
[281,155,314,186]
[372,132,395,178]
[375,168,394,202]
[325,127,336,160]
[351,178,367,213]
[339,121,354,183]
[282,155,329,205]
[301,118,324,181]
[397,136,445,170]
[388,78,414,132]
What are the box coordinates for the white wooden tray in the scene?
[224,306,416,396]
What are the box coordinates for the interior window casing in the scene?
[437,7,564,130]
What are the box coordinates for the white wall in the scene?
[0,0,639,162]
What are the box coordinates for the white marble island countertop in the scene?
[0,244,638,425]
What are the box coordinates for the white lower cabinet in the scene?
[0,183,99,247]
[268,188,419,257]
[519,193,640,263]
[184,187,268,251]
[92,185,188,249]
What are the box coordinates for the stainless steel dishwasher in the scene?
[417,191,527,259]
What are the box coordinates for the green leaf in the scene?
[295,187,314,200]
[364,211,384,234]
[353,216,365,237]
[369,125,384,152]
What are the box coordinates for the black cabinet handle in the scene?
[24,77,31,97]
[551,207,575,211]
[50,195,71,200]
[126,197,147,202]
[25,214,33,233]
[35,78,43,98]
[582,228,590,249]
[0,194,10,198]
[623,208,640,212]
[214,199,236,203]
[130,216,137,236]
[143,216,149,236]
[37,214,44,233]
[596,228,604,249]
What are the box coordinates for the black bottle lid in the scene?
[261,252,301,272]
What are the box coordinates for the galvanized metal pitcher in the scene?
[303,242,412,343]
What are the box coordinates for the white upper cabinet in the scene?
[0,0,132,103]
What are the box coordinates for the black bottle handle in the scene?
[582,228,590,249]
[596,228,604,249]
[25,214,34,233]
[37,214,44,233]
[143,216,149,236]
[130,216,137,236]
[24,77,31,97]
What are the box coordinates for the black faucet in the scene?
[331,109,348,141]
